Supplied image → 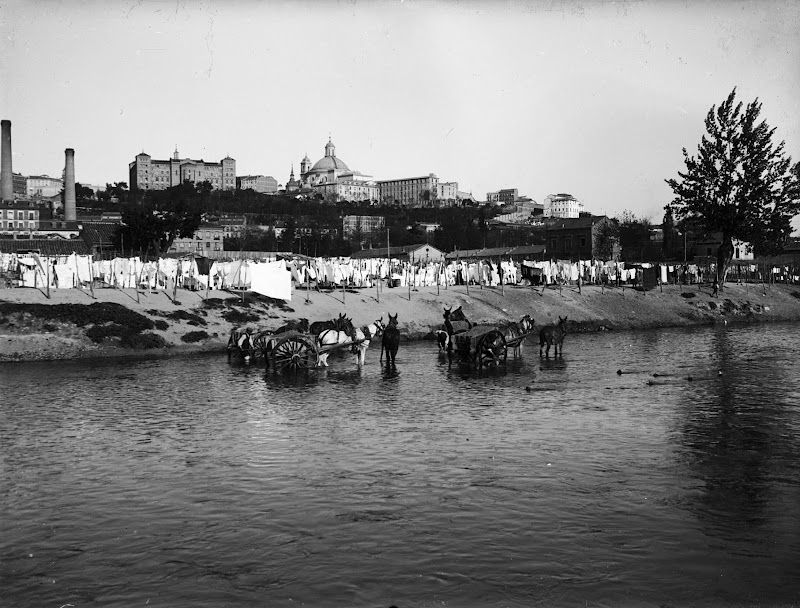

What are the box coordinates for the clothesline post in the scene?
[173,260,180,303]
[374,258,379,303]
[45,256,50,299]
[306,261,311,304]
[88,254,95,299]
[500,256,504,297]
[205,262,212,301]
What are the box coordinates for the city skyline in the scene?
[2,0,799,225]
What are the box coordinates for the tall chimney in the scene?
[64,148,76,221]
[1,120,12,202]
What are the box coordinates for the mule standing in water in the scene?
[539,316,568,357]
[381,313,401,364]
[351,318,385,366]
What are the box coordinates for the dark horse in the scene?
[442,305,472,353]
[380,313,400,364]
[539,316,568,357]
[310,313,350,337]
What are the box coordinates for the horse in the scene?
[273,318,310,335]
[350,318,385,366]
[435,328,449,352]
[317,316,357,367]
[227,327,254,363]
[443,305,472,353]
[380,313,401,365]
[539,316,568,357]
[499,314,535,357]
[310,313,349,337]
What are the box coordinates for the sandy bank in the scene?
[1,280,799,362]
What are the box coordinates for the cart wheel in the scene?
[271,335,318,371]
[477,330,507,367]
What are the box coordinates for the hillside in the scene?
[1,281,799,362]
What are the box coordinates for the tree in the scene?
[666,88,800,288]
[115,182,204,258]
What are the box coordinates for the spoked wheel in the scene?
[271,335,318,372]
[477,330,507,368]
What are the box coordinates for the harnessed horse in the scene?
[310,313,349,337]
[442,305,472,353]
[380,313,400,364]
[317,316,357,367]
[539,316,568,357]
[351,318,385,366]
[227,327,255,363]
[499,314,534,357]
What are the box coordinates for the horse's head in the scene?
[374,318,386,336]
[443,306,452,321]
[339,317,357,339]
[388,313,398,327]
[295,318,310,333]
[558,316,568,329]
[520,314,534,332]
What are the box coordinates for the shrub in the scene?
[86,323,127,343]
[181,331,210,343]
[121,332,167,349]
[223,309,260,324]
[154,319,169,331]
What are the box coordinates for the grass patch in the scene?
[181,330,210,343]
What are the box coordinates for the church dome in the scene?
[311,155,350,172]
[309,138,350,173]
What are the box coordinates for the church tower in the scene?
[324,137,335,158]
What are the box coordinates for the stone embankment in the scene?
[1,281,799,362]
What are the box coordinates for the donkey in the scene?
[317,316,357,367]
[443,305,472,353]
[539,316,568,358]
[380,313,401,364]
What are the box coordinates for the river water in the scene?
[1,323,799,607]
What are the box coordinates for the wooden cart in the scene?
[450,324,509,368]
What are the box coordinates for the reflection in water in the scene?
[1,324,799,607]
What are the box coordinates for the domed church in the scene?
[300,138,352,187]
[297,137,378,203]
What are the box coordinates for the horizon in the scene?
[2,0,799,228]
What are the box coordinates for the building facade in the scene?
[545,215,615,261]
[487,188,519,205]
[342,215,386,240]
[237,175,278,194]
[295,138,377,202]
[0,200,42,232]
[437,182,458,206]
[544,193,585,218]
[169,223,225,255]
[129,148,236,191]
[378,174,440,207]
[27,175,63,198]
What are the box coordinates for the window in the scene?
[196,243,203,251]
[205,242,210,248]
[564,238,572,252]
[580,236,587,248]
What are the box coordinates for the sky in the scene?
[2,0,799,225]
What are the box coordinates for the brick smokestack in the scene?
[1,120,12,202]
[64,148,76,221]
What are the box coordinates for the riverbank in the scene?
[2,281,800,362]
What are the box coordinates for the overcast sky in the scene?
[2,0,799,224]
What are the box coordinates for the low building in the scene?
[237,175,278,194]
[487,188,518,205]
[342,215,386,240]
[350,243,446,264]
[169,223,225,255]
[545,215,616,260]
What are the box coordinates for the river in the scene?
[1,323,799,607]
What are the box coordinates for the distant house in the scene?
[545,215,617,261]
[350,243,445,263]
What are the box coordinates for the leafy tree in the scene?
[594,218,620,261]
[666,88,800,287]
[114,182,204,258]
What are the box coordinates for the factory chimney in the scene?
[1,120,12,202]
[64,148,76,221]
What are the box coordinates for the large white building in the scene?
[129,148,236,192]
[26,174,63,198]
[544,193,585,218]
